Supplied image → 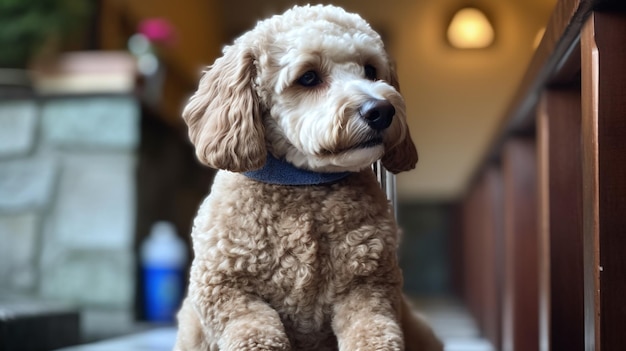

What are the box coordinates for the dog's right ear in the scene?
[182,44,266,172]
[381,59,418,174]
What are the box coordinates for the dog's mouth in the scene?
[354,137,384,149]
[320,136,383,156]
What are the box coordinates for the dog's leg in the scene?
[174,297,215,351]
[332,285,405,351]
[399,296,444,351]
[190,290,291,351]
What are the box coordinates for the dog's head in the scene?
[183,4,417,174]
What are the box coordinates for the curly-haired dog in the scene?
[175,5,443,351]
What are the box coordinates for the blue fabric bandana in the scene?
[243,153,352,186]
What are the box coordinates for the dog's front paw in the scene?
[346,337,403,351]
[336,316,404,351]
[221,324,291,351]
[227,335,291,351]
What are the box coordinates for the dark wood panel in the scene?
[461,166,504,349]
[462,179,485,328]
[580,11,601,351]
[581,11,626,350]
[502,139,539,351]
[537,97,550,351]
[481,167,505,350]
[537,88,585,351]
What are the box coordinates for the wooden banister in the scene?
[459,1,625,350]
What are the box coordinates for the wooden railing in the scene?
[456,1,626,350]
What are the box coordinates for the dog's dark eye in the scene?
[298,71,322,87]
[364,65,377,81]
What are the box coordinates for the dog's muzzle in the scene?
[359,99,395,131]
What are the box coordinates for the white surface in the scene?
[55,328,178,351]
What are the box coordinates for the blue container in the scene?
[141,221,187,322]
[143,265,184,322]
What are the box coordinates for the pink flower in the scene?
[138,18,176,46]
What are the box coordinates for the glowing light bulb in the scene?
[447,8,495,49]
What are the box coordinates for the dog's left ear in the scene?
[182,44,266,172]
[382,61,419,174]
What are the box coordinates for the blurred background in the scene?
[0,0,557,349]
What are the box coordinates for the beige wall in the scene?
[218,0,556,200]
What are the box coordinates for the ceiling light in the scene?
[447,7,495,49]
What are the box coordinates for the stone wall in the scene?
[0,95,139,318]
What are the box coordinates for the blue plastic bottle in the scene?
[141,221,187,322]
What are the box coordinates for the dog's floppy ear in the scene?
[382,61,419,174]
[182,44,266,172]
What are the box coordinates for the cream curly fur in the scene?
[176,5,442,351]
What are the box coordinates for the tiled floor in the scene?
[55,297,493,351]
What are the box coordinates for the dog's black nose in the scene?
[360,99,395,131]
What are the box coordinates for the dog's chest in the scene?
[204,172,396,281]
[249,185,393,298]
[197,171,398,347]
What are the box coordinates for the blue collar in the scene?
[243,153,352,186]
